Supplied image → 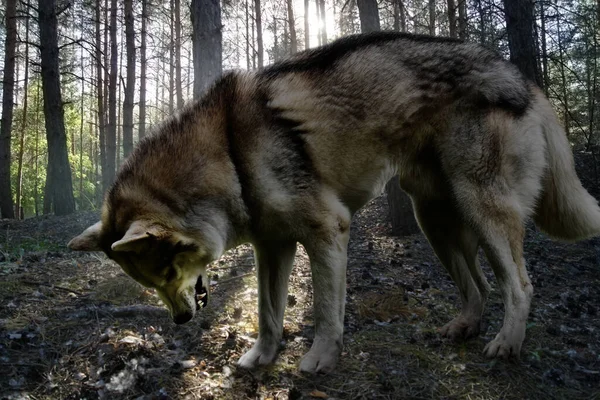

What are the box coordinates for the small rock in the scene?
[179,359,197,369]
[120,336,143,345]
[74,372,87,381]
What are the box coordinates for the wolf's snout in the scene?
[173,311,193,324]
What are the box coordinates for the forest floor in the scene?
[1,192,600,400]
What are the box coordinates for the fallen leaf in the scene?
[310,390,328,398]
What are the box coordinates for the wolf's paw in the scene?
[299,338,341,374]
[439,316,480,341]
[483,333,522,360]
[237,342,278,369]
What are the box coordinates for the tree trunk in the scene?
[429,0,436,35]
[16,16,30,219]
[539,0,549,95]
[447,0,457,38]
[304,0,310,50]
[254,0,264,67]
[191,0,223,97]
[0,0,17,218]
[139,0,148,140]
[287,0,298,54]
[503,0,543,87]
[386,179,420,236]
[319,0,327,45]
[105,0,118,189]
[458,0,467,39]
[39,0,76,216]
[123,0,135,158]
[357,0,380,33]
[393,0,406,32]
[95,0,107,200]
[169,0,175,113]
[175,0,184,108]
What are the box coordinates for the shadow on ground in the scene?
[1,196,599,399]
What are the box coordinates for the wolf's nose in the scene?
[173,311,193,324]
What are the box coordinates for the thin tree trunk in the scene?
[447,0,457,38]
[169,0,175,113]
[105,0,118,189]
[319,0,327,44]
[540,0,549,96]
[191,0,223,97]
[139,0,148,140]
[16,16,30,219]
[458,0,467,39]
[304,0,310,49]
[0,0,17,218]
[315,0,321,46]
[79,37,85,209]
[95,0,107,199]
[123,0,135,158]
[39,0,76,216]
[556,5,570,136]
[34,83,40,216]
[116,36,123,169]
[287,0,298,54]
[254,0,264,67]
[245,0,251,69]
[429,0,436,35]
[175,0,184,108]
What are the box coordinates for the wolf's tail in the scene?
[533,91,600,241]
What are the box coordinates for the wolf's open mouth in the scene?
[195,275,208,310]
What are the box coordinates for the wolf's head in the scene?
[68,209,227,323]
[68,74,248,324]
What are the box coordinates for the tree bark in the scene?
[429,0,436,35]
[304,0,310,50]
[123,0,135,158]
[254,0,264,67]
[39,0,76,216]
[0,0,17,218]
[16,15,30,219]
[503,0,543,87]
[139,0,148,140]
[105,0,118,189]
[287,0,298,54]
[458,0,467,39]
[175,0,184,108]
[169,0,175,113]
[357,0,380,33]
[447,0,457,38]
[319,0,327,44]
[191,0,223,97]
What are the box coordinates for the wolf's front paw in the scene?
[237,341,278,369]
[439,315,480,341]
[483,332,523,359]
[299,338,341,374]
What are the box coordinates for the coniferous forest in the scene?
[1,1,600,399]
[0,0,599,218]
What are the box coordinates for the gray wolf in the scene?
[68,32,600,373]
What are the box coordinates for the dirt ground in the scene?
[1,194,600,400]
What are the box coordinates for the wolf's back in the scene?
[533,89,600,240]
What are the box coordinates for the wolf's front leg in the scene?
[237,241,297,369]
[300,227,350,374]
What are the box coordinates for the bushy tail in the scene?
[534,92,600,241]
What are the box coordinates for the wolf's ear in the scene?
[68,221,103,251]
[111,221,163,253]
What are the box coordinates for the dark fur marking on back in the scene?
[260,31,464,79]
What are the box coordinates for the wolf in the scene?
[68,31,600,373]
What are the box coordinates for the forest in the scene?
[0,0,599,218]
[1,0,600,399]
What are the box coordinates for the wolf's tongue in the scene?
[195,276,208,310]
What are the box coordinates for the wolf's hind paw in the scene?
[237,343,278,369]
[483,334,522,360]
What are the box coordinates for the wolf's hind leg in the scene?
[454,182,533,359]
[413,198,490,340]
[237,240,297,369]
